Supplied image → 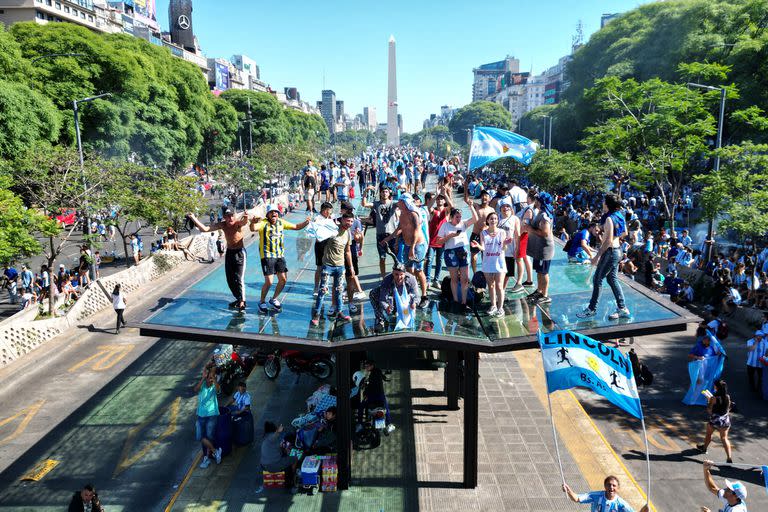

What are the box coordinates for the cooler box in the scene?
[262,471,285,489]
[300,456,321,486]
[232,411,254,445]
[321,456,338,492]
[215,407,232,456]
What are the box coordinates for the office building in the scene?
[472,56,520,101]
[320,89,337,136]
[363,106,377,132]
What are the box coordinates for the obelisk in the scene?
[387,35,399,146]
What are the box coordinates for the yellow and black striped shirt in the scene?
[252,219,297,259]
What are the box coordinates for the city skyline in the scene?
[154,0,651,133]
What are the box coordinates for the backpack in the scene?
[639,364,654,386]
[563,238,573,253]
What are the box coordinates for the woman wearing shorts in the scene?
[435,205,478,311]
[517,190,536,287]
[498,200,521,292]
[471,212,514,318]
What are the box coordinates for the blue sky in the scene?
[155,0,651,132]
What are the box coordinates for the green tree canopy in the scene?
[448,101,512,144]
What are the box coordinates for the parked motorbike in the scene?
[211,345,257,395]
[263,350,334,380]
[353,406,387,450]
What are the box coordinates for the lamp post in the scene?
[73,92,112,260]
[687,82,727,263]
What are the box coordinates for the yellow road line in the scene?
[0,400,45,446]
[165,451,202,512]
[514,349,656,512]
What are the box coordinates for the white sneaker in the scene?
[495,308,505,318]
[576,307,596,319]
[386,424,396,434]
[199,455,211,469]
[352,291,367,301]
[488,306,498,317]
[214,447,222,464]
[608,307,631,320]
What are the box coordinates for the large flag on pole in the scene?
[538,330,644,419]
[468,126,538,170]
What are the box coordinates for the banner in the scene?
[682,342,726,406]
[538,330,643,419]
[468,126,538,170]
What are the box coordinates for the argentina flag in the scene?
[468,126,539,170]
[538,330,644,419]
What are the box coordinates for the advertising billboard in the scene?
[215,62,230,92]
[133,0,156,20]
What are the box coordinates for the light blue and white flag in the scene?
[468,126,538,170]
[393,283,414,331]
[538,330,643,419]
[683,339,726,406]
[762,465,768,496]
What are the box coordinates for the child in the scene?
[470,212,514,318]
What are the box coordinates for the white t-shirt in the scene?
[577,491,635,512]
[438,220,469,250]
[112,292,126,310]
[481,230,506,274]
[498,215,518,257]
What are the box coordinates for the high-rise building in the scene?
[601,13,621,28]
[335,100,345,123]
[472,56,519,101]
[168,0,195,53]
[363,106,377,132]
[321,89,337,136]
[387,35,399,146]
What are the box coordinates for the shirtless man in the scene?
[380,193,429,308]
[187,208,254,310]
[466,188,495,273]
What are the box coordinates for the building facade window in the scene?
[55,1,60,8]
[36,10,45,19]
[45,0,51,5]
[80,11,85,18]
[87,14,93,21]
[64,5,69,12]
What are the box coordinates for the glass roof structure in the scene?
[138,201,697,353]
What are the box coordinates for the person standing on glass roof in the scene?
[187,207,258,311]
[249,204,311,314]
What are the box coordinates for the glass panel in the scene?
[145,199,688,347]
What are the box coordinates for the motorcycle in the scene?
[353,406,387,450]
[211,345,257,395]
[263,350,334,380]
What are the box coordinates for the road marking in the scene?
[20,459,59,482]
[68,344,134,373]
[165,452,202,512]
[113,397,181,477]
[0,400,45,446]
[514,349,656,512]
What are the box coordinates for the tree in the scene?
[254,143,316,184]
[448,101,512,144]
[695,142,768,244]
[209,156,266,206]
[0,80,62,161]
[581,76,716,230]
[9,145,106,314]
[527,150,608,193]
[0,174,46,265]
[198,98,239,165]
[219,90,287,148]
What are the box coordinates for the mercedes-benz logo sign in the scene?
[177,15,190,30]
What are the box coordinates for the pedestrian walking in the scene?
[563,475,649,512]
[696,379,734,463]
[701,460,748,511]
[112,284,127,334]
[746,330,766,394]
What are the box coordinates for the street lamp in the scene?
[687,82,727,263]
[543,115,553,155]
[73,92,112,260]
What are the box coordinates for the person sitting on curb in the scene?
[227,381,251,417]
[368,262,419,333]
[701,460,748,511]
[563,475,649,512]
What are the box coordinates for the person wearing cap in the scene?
[577,193,631,320]
[701,460,748,511]
[563,475,648,512]
[746,330,767,394]
[310,201,337,296]
[187,207,256,310]
[379,194,429,309]
[249,204,311,314]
